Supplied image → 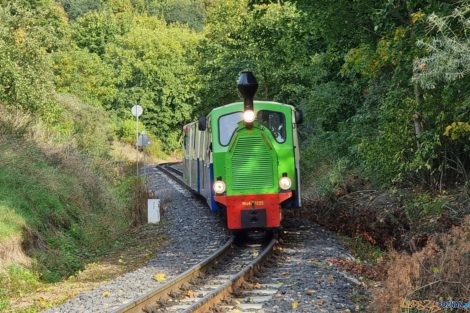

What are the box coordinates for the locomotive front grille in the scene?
[230,135,274,190]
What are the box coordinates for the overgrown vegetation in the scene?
[0,0,468,311]
[0,102,139,310]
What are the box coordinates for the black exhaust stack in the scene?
[237,71,258,111]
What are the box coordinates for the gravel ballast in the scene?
[44,166,229,313]
[258,218,369,312]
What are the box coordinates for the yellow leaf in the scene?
[292,300,299,310]
[411,11,426,24]
[443,125,451,136]
[102,291,110,297]
[153,273,166,282]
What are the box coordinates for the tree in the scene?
[53,47,117,108]
[58,0,104,20]
[105,17,201,150]
[0,0,67,116]
[414,5,470,89]
[146,0,207,31]
[72,10,120,56]
[197,0,312,111]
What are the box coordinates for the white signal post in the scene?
[131,104,143,176]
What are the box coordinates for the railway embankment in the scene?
[302,184,469,311]
[0,103,157,312]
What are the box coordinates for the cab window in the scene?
[183,129,187,150]
[257,110,286,143]
[218,112,243,146]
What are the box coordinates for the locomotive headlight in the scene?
[279,176,292,190]
[243,110,255,123]
[213,180,226,194]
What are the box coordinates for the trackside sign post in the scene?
[131,104,143,175]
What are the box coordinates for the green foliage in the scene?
[339,236,384,264]
[299,0,468,189]
[405,192,447,222]
[301,130,352,197]
[105,17,201,150]
[198,0,312,110]
[53,49,117,108]
[0,101,133,283]
[117,118,146,144]
[414,5,470,89]
[145,133,167,159]
[0,142,83,279]
[56,94,116,156]
[59,0,104,20]
[146,0,206,31]
[0,0,67,115]
[444,122,470,141]
[0,264,41,308]
[72,10,120,56]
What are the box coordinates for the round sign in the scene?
[131,104,143,117]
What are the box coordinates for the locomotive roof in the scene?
[209,101,294,115]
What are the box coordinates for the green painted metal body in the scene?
[210,101,296,196]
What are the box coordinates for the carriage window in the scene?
[218,112,243,146]
[192,125,196,150]
[257,110,286,143]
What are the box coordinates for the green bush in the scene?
[57,94,115,157]
[145,133,168,160]
[300,130,353,198]
[405,192,447,222]
[117,118,146,145]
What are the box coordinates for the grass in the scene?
[0,100,149,311]
[0,205,25,241]
[339,235,384,264]
[5,224,168,313]
[0,143,74,242]
[0,141,111,281]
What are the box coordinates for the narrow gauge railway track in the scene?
[114,163,278,313]
[160,163,184,178]
[156,163,187,190]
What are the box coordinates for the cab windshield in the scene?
[218,112,243,146]
[218,110,286,146]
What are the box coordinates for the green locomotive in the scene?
[183,72,302,230]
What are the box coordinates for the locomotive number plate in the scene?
[242,200,265,206]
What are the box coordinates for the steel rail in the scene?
[114,237,234,313]
[155,163,191,192]
[163,164,183,177]
[184,238,277,313]
[156,162,211,205]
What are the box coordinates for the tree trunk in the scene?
[413,82,424,147]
